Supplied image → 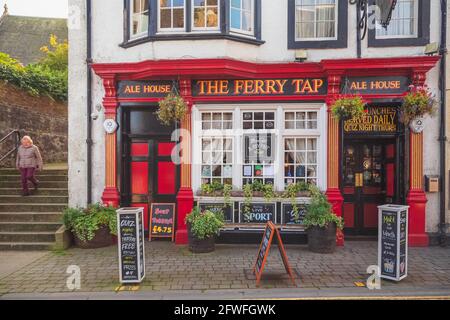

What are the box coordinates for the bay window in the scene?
[159,0,185,31]
[130,0,149,38]
[193,0,220,30]
[230,0,254,35]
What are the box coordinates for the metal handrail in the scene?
[0,130,21,164]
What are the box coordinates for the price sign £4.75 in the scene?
[149,203,176,241]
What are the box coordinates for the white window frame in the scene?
[130,0,149,39]
[230,0,255,37]
[375,0,418,39]
[294,0,338,41]
[191,0,221,32]
[157,0,186,33]
[192,104,327,194]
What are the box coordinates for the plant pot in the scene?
[231,191,244,197]
[307,223,336,254]
[73,225,114,249]
[187,225,215,253]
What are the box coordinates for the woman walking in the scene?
[16,136,43,196]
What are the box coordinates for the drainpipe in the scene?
[439,0,448,247]
[86,0,93,204]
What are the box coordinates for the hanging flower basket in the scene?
[156,93,188,126]
[331,95,366,121]
[400,85,437,125]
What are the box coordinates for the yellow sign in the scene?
[344,107,397,133]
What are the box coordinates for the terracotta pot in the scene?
[187,224,215,253]
[73,225,114,249]
[307,223,336,254]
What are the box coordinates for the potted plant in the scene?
[185,206,224,253]
[401,85,437,128]
[331,95,366,121]
[156,92,188,125]
[303,186,344,254]
[62,203,117,249]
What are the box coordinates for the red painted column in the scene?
[406,71,429,247]
[101,75,120,207]
[325,73,345,246]
[175,79,194,244]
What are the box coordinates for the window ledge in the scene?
[120,33,265,48]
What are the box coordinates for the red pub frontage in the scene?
[92,56,439,247]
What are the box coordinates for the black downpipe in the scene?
[356,1,362,58]
[439,0,448,247]
[86,0,93,205]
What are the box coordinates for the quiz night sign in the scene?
[192,78,327,96]
[344,106,398,134]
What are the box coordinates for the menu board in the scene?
[378,205,408,281]
[199,203,233,223]
[239,202,276,223]
[117,208,145,283]
[282,203,307,225]
[253,222,296,287]
[149,203,176,241]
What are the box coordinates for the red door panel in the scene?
[131,162,148,194]
[157,162,176,195]
[363,203,378,228]
[131,143,149,157]
[158,142,175,156]
[343,203,355,228]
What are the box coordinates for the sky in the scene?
[1,0,68,18]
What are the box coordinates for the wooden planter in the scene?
[187,224,215,253]
[73,225,114,249]
[307,223,336,254]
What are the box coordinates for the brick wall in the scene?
[0,82,67,168]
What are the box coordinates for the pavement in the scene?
[0,241,449,299]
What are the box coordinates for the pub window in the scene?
[295,0,337,40]
[201,112,233,130]
[375,0,418,39]
[242,111,275,130]
[230,0,254,35]
[130,0,149,38]
[159,0,186,31]
[285,111,318,130]
[193,0,220,30]
[284,138,318,186]
[201,137,233,185]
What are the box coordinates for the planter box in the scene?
[187,224,215,253]
[73,225,114,249]
[307,223,336,254]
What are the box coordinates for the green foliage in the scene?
[62,203,117,242]
[303,186,344,230]
[262,183,277,203]
[0,35,68,101]
[401,85,437,124]
[200,182,233,208]
[331,95,366,121]
[185,207,224,240]
[243,183,253,215]
[223,183,232,208]
[156,93,188,125]
[281,182,310,222]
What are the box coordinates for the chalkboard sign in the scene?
[199,203,233,222]
[149,203,176,241]
[378,205,409,281]
[253,222,296,287]
[282,203,307,225]
[117,207,145,284]
[239,202,276,223]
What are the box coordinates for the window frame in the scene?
[191,0,221,32]
[374,0,418,40]
[294,0,339,42]
[229,0,255,37]
[126,0,150,40]
[288,0,348,49]
[157,0,187,33]
[368,0,430,47]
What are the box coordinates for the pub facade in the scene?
[69,0,443,246]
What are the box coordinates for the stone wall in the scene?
[0,82,67,168]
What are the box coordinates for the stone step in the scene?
[0,169,67,175]
[0,181,67,188]
[0,242,55,250]
[0,231,56,243]
[0,195,68,204]
[0,188,68,196]
[0,175,68,181]
[0,212,62,222]
[0,203,66,212]
[0,222,62,232]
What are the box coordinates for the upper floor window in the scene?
[193,0,220,30]
[295,0,337,40]
[230,0,254,35]
[159,0,185,31]
[130,0,149,38]
[376,0,417,39]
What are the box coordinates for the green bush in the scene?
[62,203,117,242]
[185,207,224,240]
[303,186,344,230]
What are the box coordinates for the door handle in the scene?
[355,173,363,188]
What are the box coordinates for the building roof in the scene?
[0,13,67,65]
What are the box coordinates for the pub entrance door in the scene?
[120,108,180,232]
[342,139,400,236]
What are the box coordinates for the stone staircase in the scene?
[0,166,68,250]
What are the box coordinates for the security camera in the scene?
[91,112,99,121]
